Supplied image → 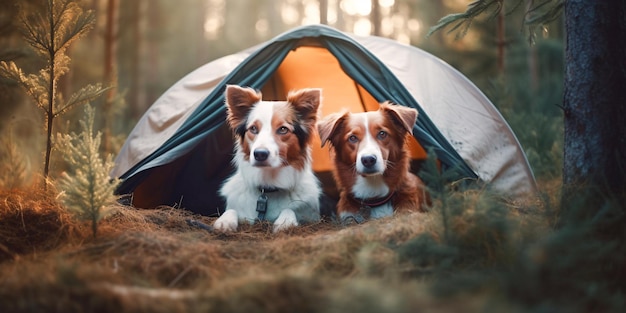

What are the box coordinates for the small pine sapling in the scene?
[57,105,119,239]
[0,0,108,183]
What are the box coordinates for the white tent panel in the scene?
[112,52,252,178]
[358,36,536,196]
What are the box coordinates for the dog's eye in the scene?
[377,130,388,140]
[348,135,359,143]
[277,126,289,135]
[248,125,259,134]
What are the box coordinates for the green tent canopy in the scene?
[112,25,536,215]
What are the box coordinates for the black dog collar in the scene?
[351,191,396,208]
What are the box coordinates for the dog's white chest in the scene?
[369,202,393,219]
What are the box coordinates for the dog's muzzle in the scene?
[253,148,270,162]
[358,154,382,175]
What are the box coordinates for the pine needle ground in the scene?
[0,181,623,313]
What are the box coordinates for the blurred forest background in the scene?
[9,3,626,312]
[0,0,563,184]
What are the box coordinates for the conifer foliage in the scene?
[0,0,107,181]
[0,128,30,189]
[427,0,564,43]
[57,105,119,239]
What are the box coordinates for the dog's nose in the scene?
[361,155,377,168]
[253,148,270,161]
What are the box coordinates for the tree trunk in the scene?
[319,0,328,25]
[145,1,161,108]
[371,0,381,36]
[43,0,57,184]
[526,0,538,92]
[129,0,146,120]
[562,1,626,208]
[496,2,505,76]
[103,0,119,153]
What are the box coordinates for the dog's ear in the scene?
[287,88,322,125]
[379,101,418,135]
[225,85,262,131]
[317,112,348,148]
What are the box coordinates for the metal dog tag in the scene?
[256,194,268,221]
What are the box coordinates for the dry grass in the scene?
[0,187,455,312]
[2,182,622,313]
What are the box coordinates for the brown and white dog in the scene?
[317,102,428,223]
[214,85,322,232]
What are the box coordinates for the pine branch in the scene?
[0,128,30,189]
[18,13,51,56]
[54,2,95,55]
[0,61,24,84]
[29,70,52,111]
[525,0,565,26]
[427,0,503,39]
[54,84,110,117]
[0,61,50,113]
[428,0,564,44]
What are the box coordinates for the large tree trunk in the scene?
[129,0,147,121]
[103,0,119,153]
[562,1,626,208]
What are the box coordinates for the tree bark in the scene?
[526,0,537,92]
[103,0,119,153]
[43,0,57,183]
[562,1,626,207]
[371,0,381,36]
[496,2,505,76]
[145,1,161,108]
[129,0,146,120]
[319,0,328,25]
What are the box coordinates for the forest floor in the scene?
[0,180,623,313]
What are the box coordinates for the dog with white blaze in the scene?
[214,85,322,232]
[318,102,429,224]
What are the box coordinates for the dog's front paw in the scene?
[273,209,298,233]
[214,210,238,232]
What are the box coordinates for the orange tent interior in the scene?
[261,45,426,172]
[261,45,427,198]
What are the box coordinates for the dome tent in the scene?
[112,25,536,215]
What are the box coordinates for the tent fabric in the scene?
[357,36,536,195]
[260,45,427,173]
[112,25,536,214]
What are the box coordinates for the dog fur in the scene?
[215,85,322,232]
[317,102,428,222]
